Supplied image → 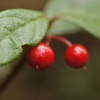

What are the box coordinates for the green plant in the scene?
[0,0,100,69]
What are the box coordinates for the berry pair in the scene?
[27,36,89,71]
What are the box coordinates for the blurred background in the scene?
[0,0,100,100]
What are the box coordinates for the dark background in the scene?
[0,0,100,100]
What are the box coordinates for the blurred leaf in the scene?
[59,10,100,38]
[45,0,100,18]
[49,19,80,35]
[44,0,100,36]
[0,9,48,65]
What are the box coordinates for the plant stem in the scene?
[48,16,61,30]
[0,54,26,94]
[46,35,73,47]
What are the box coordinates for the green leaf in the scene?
[44,0,100,18]
[49,19,80,35]
[44,0,100,37]
[0,9,48,65]
[60,11,100,38]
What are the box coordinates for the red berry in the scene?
[27,43,55,70]
[64,44,89,68]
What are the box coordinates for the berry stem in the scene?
[45,36,51,46]
[83,66,88,71]
[46,35,73,47]
[48,16,61,30]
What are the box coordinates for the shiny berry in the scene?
[64,44,89,68]
[27,43,55,70]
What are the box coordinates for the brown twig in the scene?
[0,54,26,94]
